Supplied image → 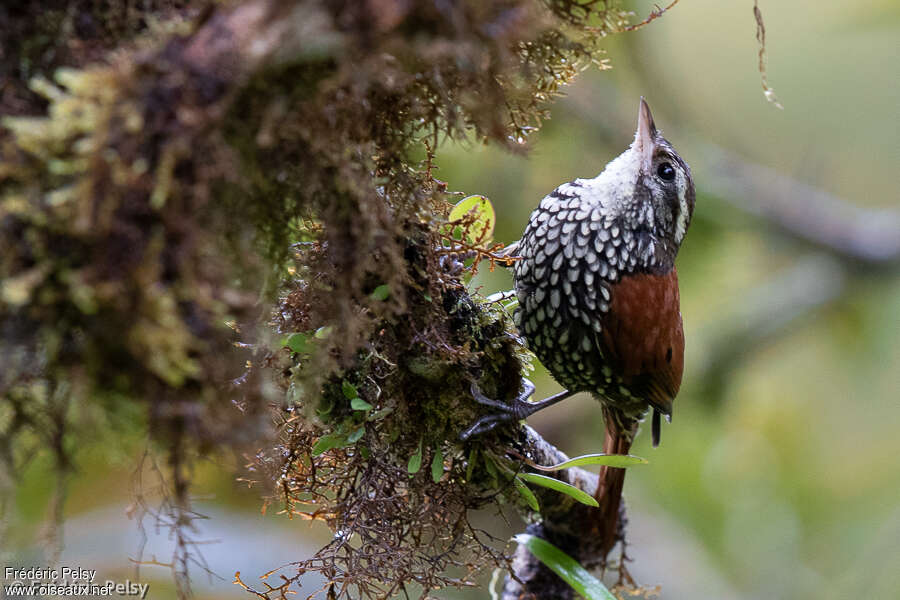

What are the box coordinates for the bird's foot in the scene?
[460,379,575,440]
[459,379,537,440]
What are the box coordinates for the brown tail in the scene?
[592,407,638,561]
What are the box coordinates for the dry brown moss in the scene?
[1,0,643,597]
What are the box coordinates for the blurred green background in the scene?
[6,1,899,598]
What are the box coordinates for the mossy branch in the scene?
[1,1,674,598]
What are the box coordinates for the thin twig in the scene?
[754,1,783,108]
[622,0,682,32]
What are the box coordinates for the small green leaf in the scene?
[431,447,444,483]
[408,441,423,474]
[347,426,365,443]
[518,473,599,507]
[351,397,373,411]
[528,453,648,472]
[466,448,478,482]
[483,455,499,480]
[448,195,495,244]
[316,397,334,416]
[359,446,371,459]
[312,432,348,456]
[514,477,540,512]
[314,326,333,339]
[514,534,616,600]
[342,379,358,400]
[367,405,394,421]
[370,284,390,301]
[286,332,314,354]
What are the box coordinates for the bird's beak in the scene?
[634,97,657,170]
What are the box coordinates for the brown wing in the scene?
[600,267,684,416]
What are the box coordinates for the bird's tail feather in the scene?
[592,407,638,560]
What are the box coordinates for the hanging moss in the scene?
[1,0,645,597]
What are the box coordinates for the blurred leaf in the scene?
[347,427,365,443]
[514,477,540,512]
[312,432,348,456]
[370,284,391,301]
[466,448,477,482]
[408,440,423,474]
[528,453,648,472]
[342,379,358,399]
[286,332,314,354]
[351,397,373,411]
[514,534,616,600]
[518,473,599,507]
[316,396,334,416]
[0,264,50,306]
[314,325,333,339]
[431,447,444,483]
[367,405,394,421]
[483,454,499,484]
[448,194,495,244]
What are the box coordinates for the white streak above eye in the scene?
[674,173,689,245]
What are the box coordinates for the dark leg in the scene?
[460,378,575,440]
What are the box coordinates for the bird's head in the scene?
[597,99,695,267]
[630,98,694,248]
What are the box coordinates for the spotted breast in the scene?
[514,181,683,432]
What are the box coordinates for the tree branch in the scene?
[2,2,694,598]
[699,145,900,268]
[503,426,602,600]
[695,253,846,398]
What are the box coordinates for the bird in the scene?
[462,96,694,458]
[461,97,694,561]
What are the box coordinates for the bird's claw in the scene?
[460,379,536,440]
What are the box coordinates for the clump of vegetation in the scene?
[243,241,530,597]
[1,0,650,597]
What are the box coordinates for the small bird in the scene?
[463,97,694,455]
[462,98,694,559]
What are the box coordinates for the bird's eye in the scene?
[657,162,676,181]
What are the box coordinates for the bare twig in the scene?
[753,1,783,108]
[438,210,520,277]
[700,145,900,267]
[622,0,682,32]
